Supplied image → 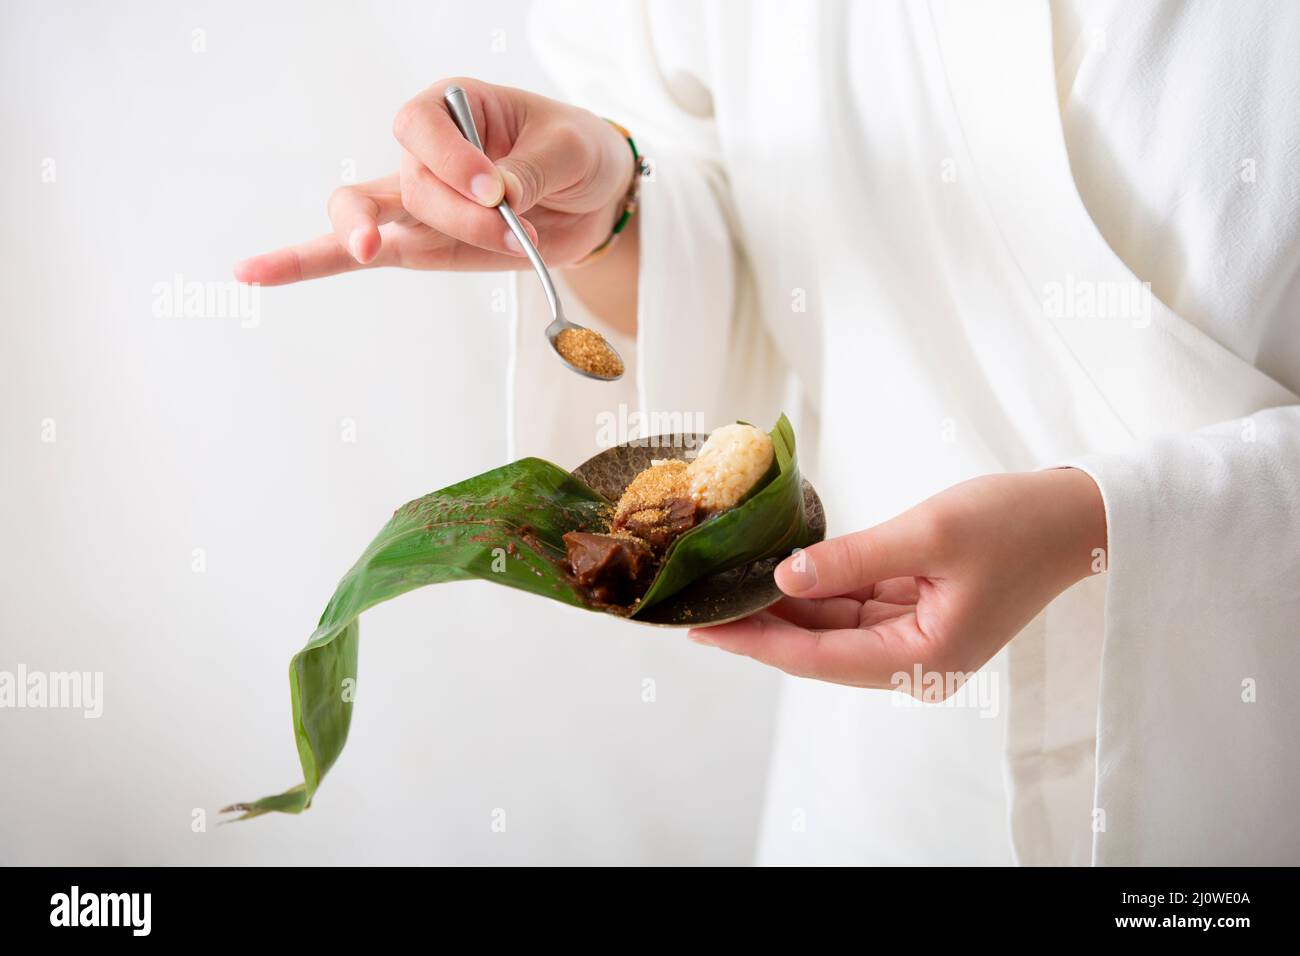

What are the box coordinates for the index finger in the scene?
[233,229,408,286]
[393,82,505,206]
[235,174,410,285]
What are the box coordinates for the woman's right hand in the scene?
[234,77,636,285]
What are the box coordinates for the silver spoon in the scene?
[443,85,624,382]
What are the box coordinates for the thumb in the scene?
[493,125,589,213]
[494,154,548,213]
[775,512,936,599]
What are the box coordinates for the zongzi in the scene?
[226,414,816,820]
[563,422,777,607]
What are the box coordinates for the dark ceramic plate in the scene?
[571,433,826,628]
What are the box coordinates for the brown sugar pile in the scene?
[614,460,689,522]
[611,459,699,551]
[555,327,624,378]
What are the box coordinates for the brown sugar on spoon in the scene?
[554,327,625,378]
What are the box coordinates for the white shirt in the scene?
[513,0,1300,864]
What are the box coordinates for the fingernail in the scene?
[347,227,366,262]
[503,229,523,255]
[470,172,503,206]
[778,550,817,594]
[687,630,714,647]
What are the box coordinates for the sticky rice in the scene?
[685,423,774,514]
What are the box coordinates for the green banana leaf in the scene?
[226,414,811,819]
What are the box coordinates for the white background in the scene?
[0,0,779,864]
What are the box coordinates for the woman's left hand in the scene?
[688,468,1107,697]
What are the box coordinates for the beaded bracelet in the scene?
[578,120,651,264]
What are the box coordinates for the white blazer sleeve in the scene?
[1067,404,1300,864]
[509,0,786,465]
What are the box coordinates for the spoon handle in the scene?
[443,85,562,321]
